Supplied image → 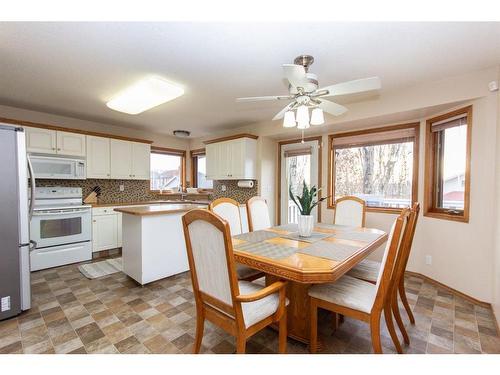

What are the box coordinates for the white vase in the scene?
[298,215,314,237]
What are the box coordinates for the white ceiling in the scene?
[1,22,499,137]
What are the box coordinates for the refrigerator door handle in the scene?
[27,154,36,219]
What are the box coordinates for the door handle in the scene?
[29,240,37,251]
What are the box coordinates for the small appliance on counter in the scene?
[0,125,32,320]
[30,187,92,271]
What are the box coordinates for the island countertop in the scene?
[114,203,207,216]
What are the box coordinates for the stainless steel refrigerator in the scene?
[0,124,33,320]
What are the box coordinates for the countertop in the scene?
[114,203,207,216]
[91,200,210,208]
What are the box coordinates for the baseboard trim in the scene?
[405,271,491,308]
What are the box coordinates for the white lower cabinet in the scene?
[92,207,123,253]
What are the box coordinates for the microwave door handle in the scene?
[27,155,36,220]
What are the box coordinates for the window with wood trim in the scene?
[424,106,472,222]
[150,147,186,191]
[190,149,213,189]
[328,123,419,212]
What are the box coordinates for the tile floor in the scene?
[1,258,499,354]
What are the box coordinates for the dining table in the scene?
[231,222,388,345]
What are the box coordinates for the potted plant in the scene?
[289,182,328,237]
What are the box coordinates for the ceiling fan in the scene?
[236,55,381,129]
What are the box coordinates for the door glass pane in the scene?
[436,125,467,210]
[196,156,213,189]
[150,153,182,190]
[285,154,311,224]
[40,217,82,238]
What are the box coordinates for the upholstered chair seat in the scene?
[347,259,380,283]
[239,281,290,328]
[309,275,376,314]
[236,264,264,280]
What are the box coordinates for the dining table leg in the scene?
[266,276,322,348]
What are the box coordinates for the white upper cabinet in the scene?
[110,139,151,180]
[25,127,85,156]
[25,127,57,154]
[86,136,111,179]
[205,136,257,180]
[131,142,151,180]
[110,139,134,179]
[56,131,86,157]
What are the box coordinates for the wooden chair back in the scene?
[246,196,271,231]
[334,196,366,227]
[390,202,420,290]
[370,208,410,313]
[182,209,244,323]
[209,197,243,235]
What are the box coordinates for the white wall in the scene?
[257,137,277,225]
[493,66,500,321]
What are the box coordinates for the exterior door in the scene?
[280,140,320,224]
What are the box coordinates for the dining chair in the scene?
[182,209,288,354]
[246,196,271,231]
[347,203,420,349]
[309,208,409,354]
[209,198,263,281]
[333,196,366,227]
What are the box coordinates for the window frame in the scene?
[327,122,420,214]
[424,106,472,223]
[149,146,186,193]
[190,148,213,190]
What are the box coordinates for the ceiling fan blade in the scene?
[272,102,295,121]
[282,64,309,88]
[236,95,293,102]
[319,77,381,97]
[318,99,348,116]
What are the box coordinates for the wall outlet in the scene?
[119,184,125,192]
[425,255,432,265]
[1,296,11,312]
[221,184,227,192]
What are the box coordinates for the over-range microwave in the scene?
[30,154,86,179]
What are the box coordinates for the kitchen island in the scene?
[115,203,206,285]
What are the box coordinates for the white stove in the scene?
[30,187,92,271]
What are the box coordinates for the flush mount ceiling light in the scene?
[173,130,191,138]
[106,77,184,115]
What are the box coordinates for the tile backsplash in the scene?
[35,179,257,204]
[211,180,258,204]
[36,179,161,204]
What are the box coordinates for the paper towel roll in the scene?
[237,180,254,188]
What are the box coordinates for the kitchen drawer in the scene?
[92,207,117,216]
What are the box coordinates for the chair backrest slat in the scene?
[334,196,366,227]
[210,198,243,235]
[246,196,271,231]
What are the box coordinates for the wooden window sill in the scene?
[424,210,468,223]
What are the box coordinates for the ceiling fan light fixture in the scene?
[310,108,325,125]
[283,111,296,128]
[297,121,310,130]
[296,105,309,125]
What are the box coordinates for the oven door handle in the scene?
[32,209,90,216]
